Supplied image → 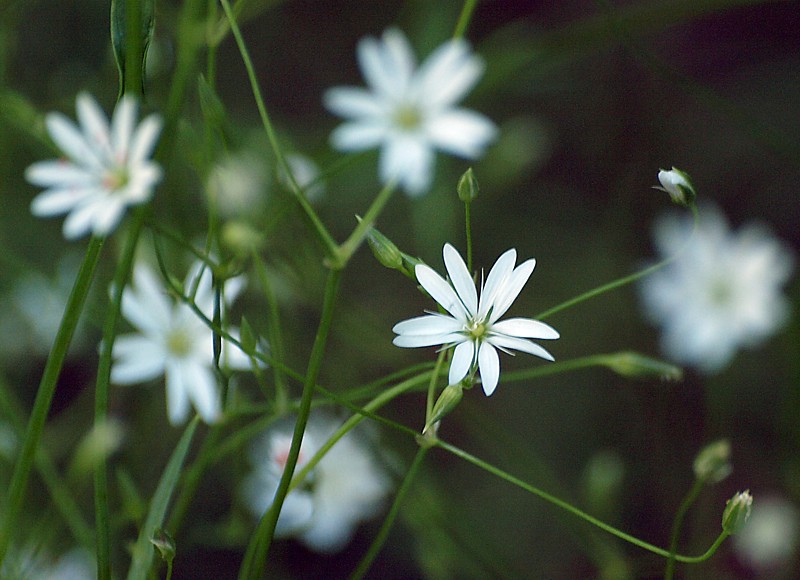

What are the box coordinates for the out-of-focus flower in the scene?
[734,495,799,572]
[639,205,793,373]
[393,243,558,396]
[111,261,253,425]
[324,28,497,196]
[279,154,325,201]
[1,546,95,580]
[26,92,162,239]
[206,152,268,219]
[242,416,390,553]
[654,167,695,207]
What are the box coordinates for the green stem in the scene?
[433,437,730,564]
[125,0,144,97]
[453,0,479,39]
[239,269,342,578]
[535,205,698,320]
[665,478,705,579]
[333,180,397,269]
[252,253,289,410]
[350,447,429,579]
[0,236,103,563]
[219,0,339,259]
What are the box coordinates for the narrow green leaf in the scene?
[111,0,156,96]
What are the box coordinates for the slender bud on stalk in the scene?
[693,439,732,484]
[722,490,753,535]
[654,167,696,207]
[457,167,479,202]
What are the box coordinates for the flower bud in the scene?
[723,490,753,535]
[693,439,732,484]
[150,527,176,564]
[602,351,683,381]
[366,226,404,270]
[457,167,479,202]
[654,167,696,207]
[426,383,464,429]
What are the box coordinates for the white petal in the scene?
[414,40,483,108]
[110,95,137,159]
[478,248,516,317]
[76,92,112,155]
[90,200,126,236]
[165,362,191,425]
[111,335,167,383]
[426,109,497,158]
[415,264,468,321]
[477,342,500,396]
[443,243,477,315]
[490,258,536,322]
[330,121,388,151]
[393,313,462,336]
[358,29,414,99]
[183,362,220,424]
[61,201,102,239]
[45,113,100,167]
[324,87,385,119]
[393,332,462,348]
[380,134,434,195]
[30,187,93,216]
[122,265,173,334]
[449,340,475,385]
[488,334,555,361]
[492,318,559,340]
[129,114,162,165]
[25,161,95,187]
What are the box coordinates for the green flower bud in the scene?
[654,167,696,207]
[221,221,264,256]
[366,226,404,270]
[722,490,753,535]
[457,167,479,202]
[602,351,683,381]
[693,439,732,484]
[426,383,464,429]
[150,527,176,564]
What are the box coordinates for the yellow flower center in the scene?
[166,328,193,358]
[393,104,422,130]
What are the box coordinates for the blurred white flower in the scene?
[206,152,268,219]
[279,153,325,201]
[26,92,162,239]
[733,495,799,571]
[639,205,794,373]
[242,416,390,553]
[324,28,497,196]
[393,243,559,396]
[111,261,253,425]
[1,546,95,580]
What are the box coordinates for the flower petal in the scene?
[489,258,536,322]
[492,318,560,340]
[392,313,462,336]
[443,243,477,315]
[477,342,500,395]
[324,87,385,119]
[358,28,414,99]
[426,109,497,158]
[414,39,483,108]
[449,340,474,385]
[415,264,468,321]
[380,134,434,195]
[478,248,517,317]
[330,121,388,151]
[111,335,167,383]
[488,334,555,361]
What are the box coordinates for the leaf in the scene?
[111,0,156,96]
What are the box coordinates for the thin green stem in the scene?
[453,0,479,39]
[350,447,429,580]
[536,205,698,320]
[464,199,473,273]
[0,236,103,563]
[125,0,144,97]
[333,180,397,269]
[239,269,342,578]
[219,0,338,258]
[665,478,705,579]
[433,437,730,564]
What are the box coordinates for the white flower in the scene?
[242,416,390,553]
[654,167,695,206]
[733,495,799,571]
[206,151,268,219]
[639,205,794,373]
[393,243,559,396]
[26,92,162,239]
[279,153,325,201]
[111,261,253,425]
[324,28,497,196]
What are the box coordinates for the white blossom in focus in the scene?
[242,417,390,553]
[639,205,794,373]
[324,28,497,196]
[26,92,162,239]
[393,243,559,396]
[111,261,253,425]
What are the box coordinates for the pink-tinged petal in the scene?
[183,363,220,424]
[392,332,462,348]
[489,258,536,322]
[448,340,475,385]
[477,343,500,396]
[393,313,462,336]
[30,188,93,216]
[380,134,434,195]
[488,334,555,361]
[25,161,95,187]
[330,122,388,151]
[110,95,136,158]
[415,264,468,321]
[111,335,167,383]
[426,109,497,158]
[414,40,483,108]
[478,248,516,317]
[165,362,191,425]
[358,29,414,99]
[492,318,560,340]
[443,243,477,315]
[128,114,162,164]
[324,87,385,119]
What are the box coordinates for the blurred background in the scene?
[1,0,798,578]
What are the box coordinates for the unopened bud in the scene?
[654,167,696,207]
[722,490,753,535]
[426,383,464,430]
[150,527,176,564]
[602,351,682,381]
[457,168,479,202]
[693,439,732,484]
[366,226,404,270]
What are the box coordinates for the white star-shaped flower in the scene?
[111,261,252,425]
[324,28,497,196]
[639,205,794,373]
[393,243,559,396]
[26,92,162,239]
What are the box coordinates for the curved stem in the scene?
[453,0,479,39]
[665,478,705,579]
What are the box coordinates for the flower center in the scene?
[393,104,422,130]
[708,277,733,306]
[102,165,129,192]
[166,328,194,358]
[467,319,488,341]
